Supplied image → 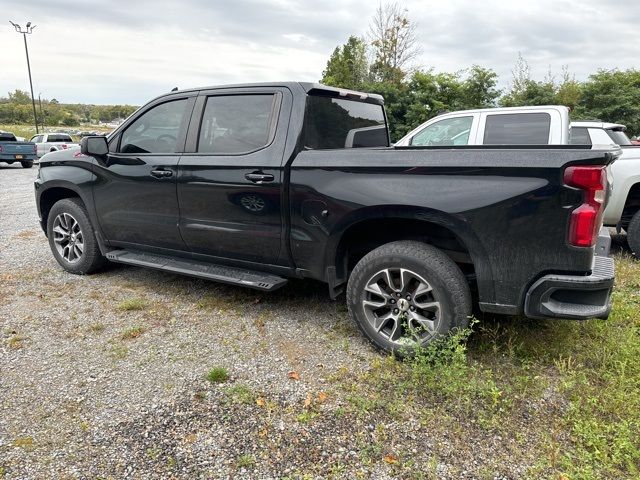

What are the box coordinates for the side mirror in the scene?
[80,136,108,157]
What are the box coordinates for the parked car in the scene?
[34,83,617,354]
[393,106,571,146]
[570,121,640,254]
[0,131,37,168]
[30,133,78,158]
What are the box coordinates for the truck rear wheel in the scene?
[627,210,640,256]
[346,241,472,355]
[21,160,33,168]
[47,198,107,274]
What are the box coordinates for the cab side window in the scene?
[197,95,276,154]
[120,99,188,154]
[410,117,473,146]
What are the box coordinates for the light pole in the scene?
[9,21,39,134]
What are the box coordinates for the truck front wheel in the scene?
[626,210,640,256]
[46,198,107,274]
[346,241,472,355]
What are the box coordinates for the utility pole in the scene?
[9,21,39,134]
[38,93,45,130]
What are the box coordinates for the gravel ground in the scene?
[0,165,549,479]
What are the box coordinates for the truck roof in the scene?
[572,121,626,131]
[151,82,385,106]
[431,105,569,116]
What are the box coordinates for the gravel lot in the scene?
[0,164,586,479]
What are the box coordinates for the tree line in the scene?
[321,3,640,141]
[0,89,137,127]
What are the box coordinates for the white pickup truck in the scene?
[394,105,571,146]
[570,122,640,254]
[29,133,78,158]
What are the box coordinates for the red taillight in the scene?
[33,144,37,154]
[0,145,3,153]
[564,165,607,247]
[62,144,68,149]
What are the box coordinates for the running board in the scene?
[105,250,288,291]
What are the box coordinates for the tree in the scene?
[579,69,640,135]
[368,2,420,84]
[555,66,582,110]
[8,90,32,105]
[321,36,369,90]
[500,54,559,107]
[462,66,501,109]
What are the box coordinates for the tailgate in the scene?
[0,142,35,156]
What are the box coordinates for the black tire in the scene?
[47,198,107,274]
[346,241,472,355]
[627,210,640,256]
[21,160,33,168]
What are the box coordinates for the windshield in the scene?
[606,129,632,146]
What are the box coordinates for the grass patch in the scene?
[7,334,27,350]
[108,344,129,359]
[120,326,146,340]
[117,297,147,312]
[207,366,229,384]
[12,436,34,449]
[225,384,255,404]
[236,454,255,469]
[87,322,106,333]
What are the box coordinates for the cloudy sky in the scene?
[0,0,636,105]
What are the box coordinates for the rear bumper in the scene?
[524,229,614,320]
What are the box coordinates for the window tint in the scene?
[410,116,473,146]
[120,99,188,154]
[606,129,632,146]
[198,95,275,154]
[483,113,551,144]
[570,127,592,145]
[305,95,387,149]
[31,135,43,143]
[48,134,73,142]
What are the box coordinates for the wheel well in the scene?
[621,183,640,228]
[40,187,81,229]
[335,218,475,283]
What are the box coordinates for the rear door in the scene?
[93,94,196,250]
[477,109,565,144]
[177,87,292,265]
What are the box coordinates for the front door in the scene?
[93,96,195,251]
[177,88,291,265]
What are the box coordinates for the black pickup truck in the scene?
[34,82,616,353]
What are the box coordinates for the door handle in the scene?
[150,169,173,179]
[245,172,274,183]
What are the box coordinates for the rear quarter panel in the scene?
[289,146,614,311]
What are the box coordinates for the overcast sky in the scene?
[0,0,636,105]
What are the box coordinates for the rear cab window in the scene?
[606,129,632,146]
[0,133,17,141]
[48,134,73,143]
[483,113,551,144]
[304,95,388,149]
[570,127,592,145]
